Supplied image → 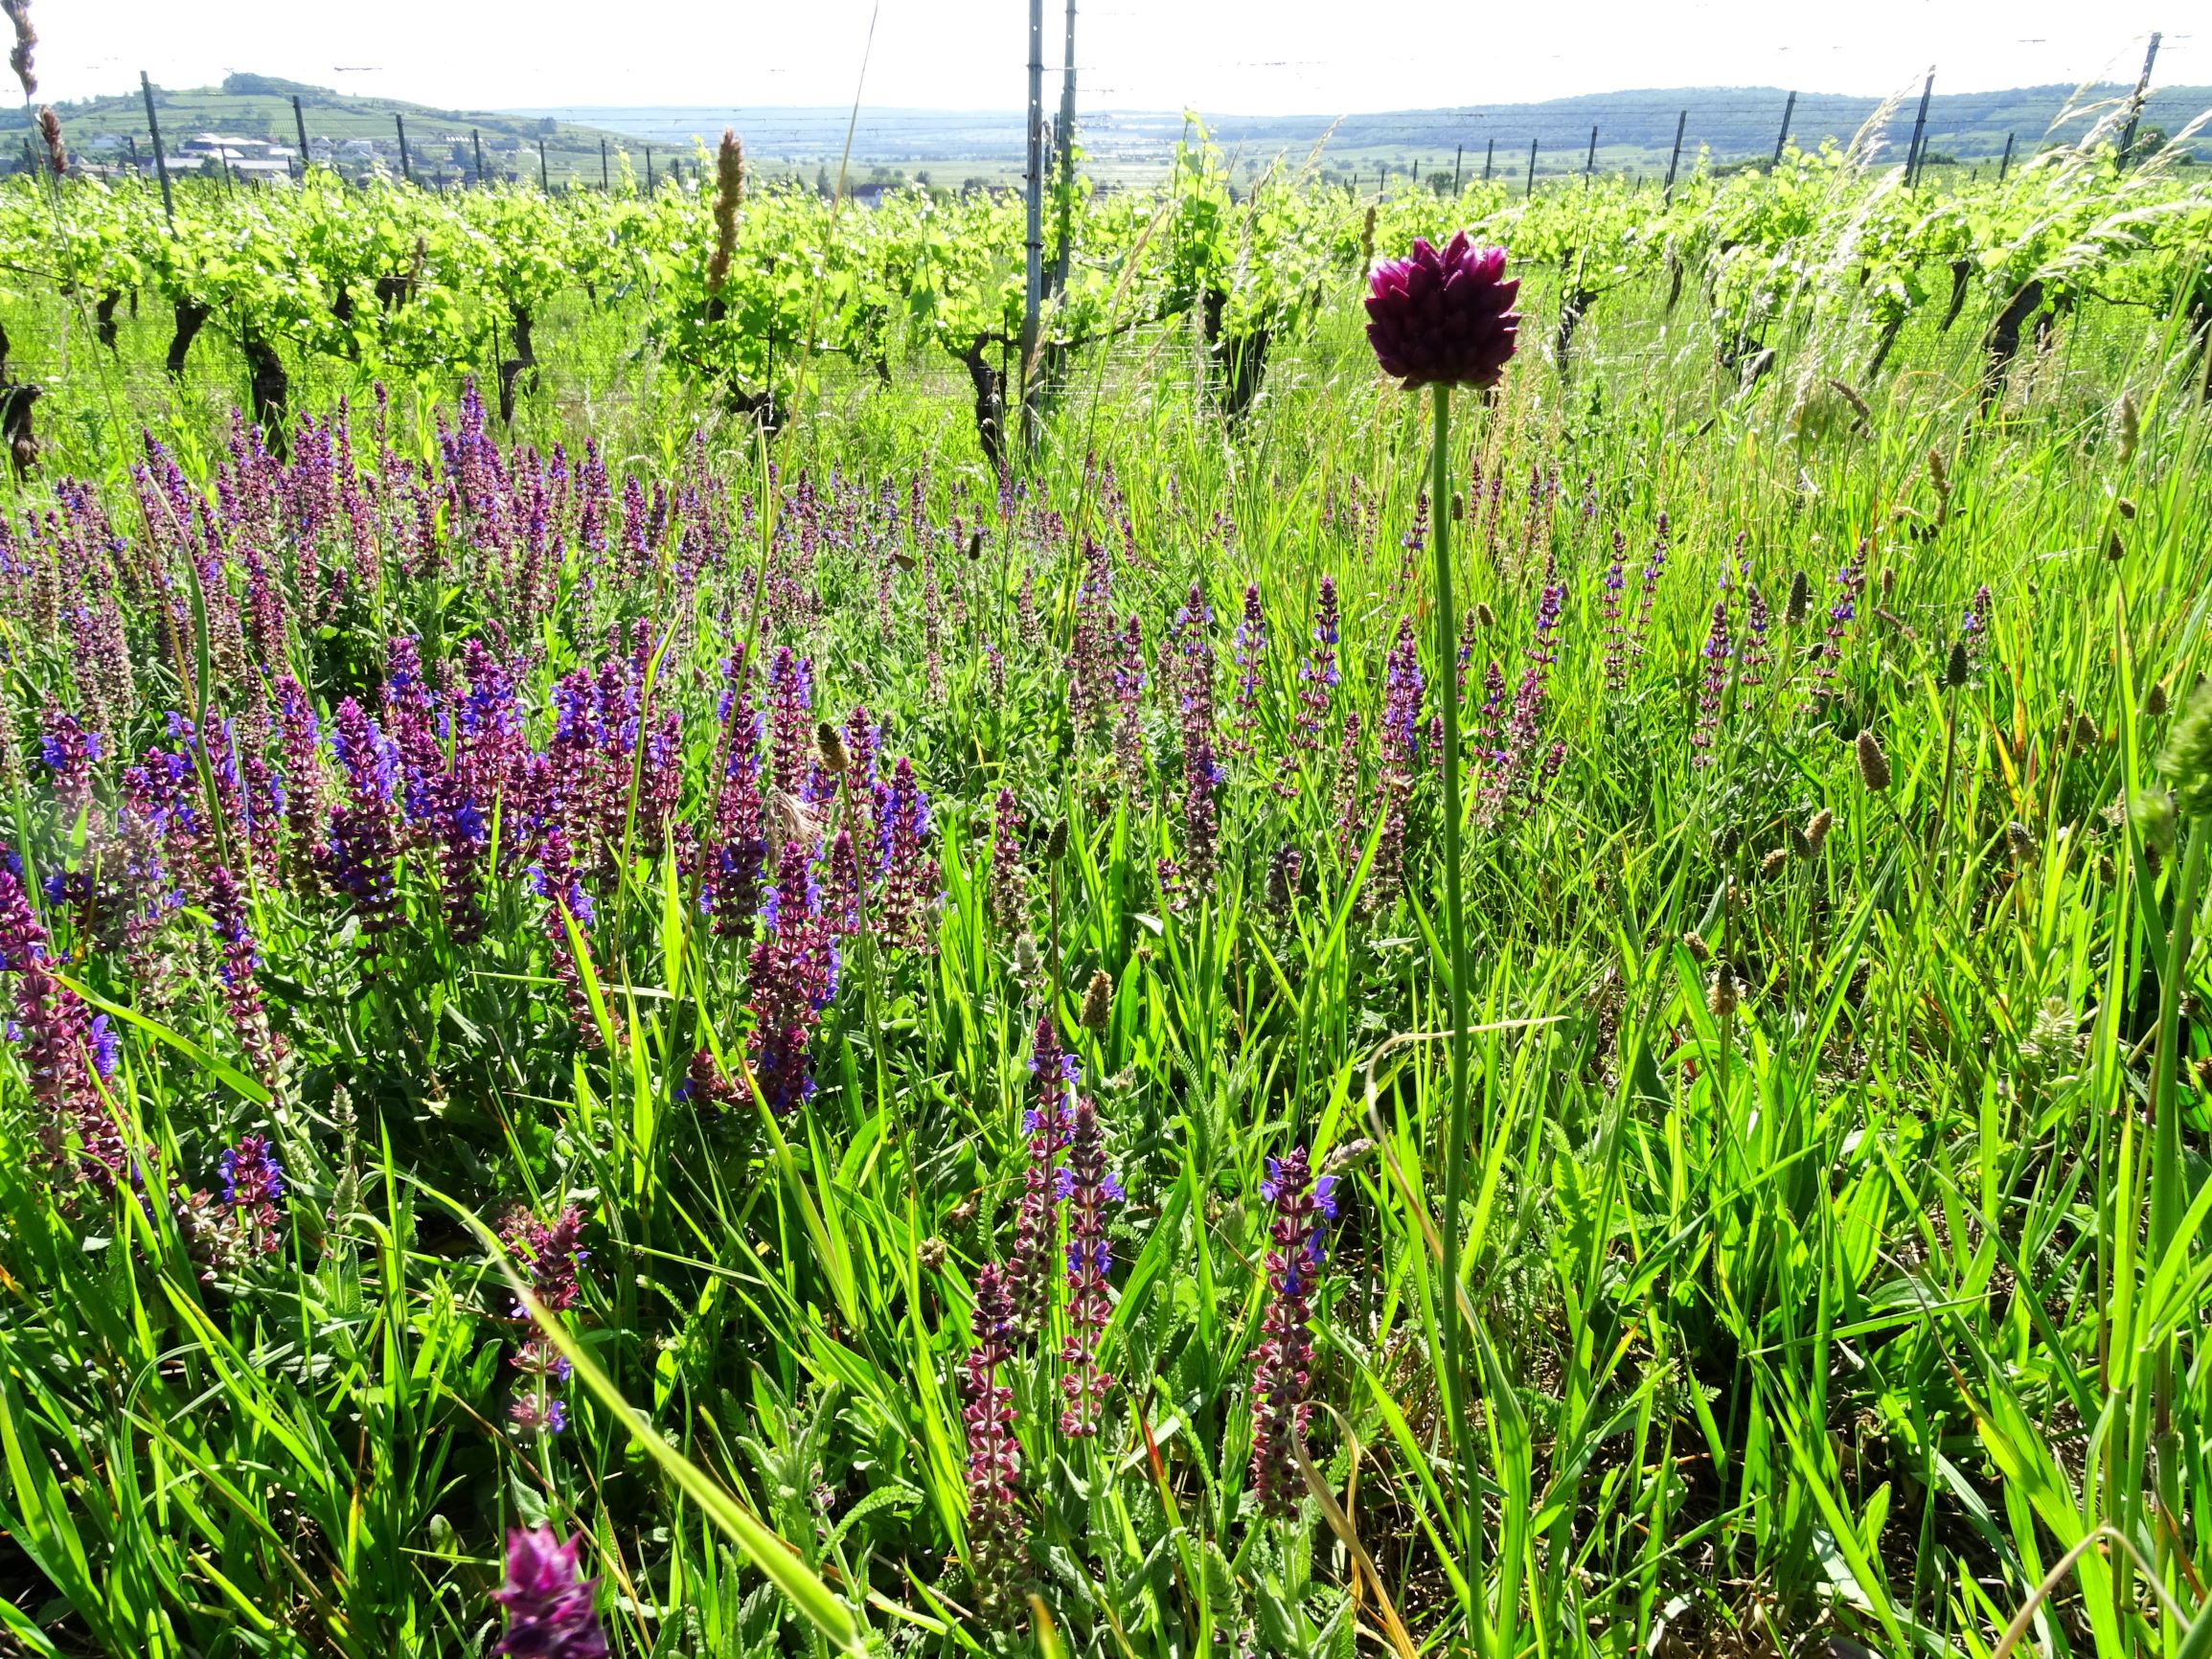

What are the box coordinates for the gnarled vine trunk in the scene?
[166,299,210,377]
[241,333,289,457]
[959,339,1007,474]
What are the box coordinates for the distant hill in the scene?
[527,81,2212,186]
[2,75,655,188]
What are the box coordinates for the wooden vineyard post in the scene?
[1526,136,1538,199]
[1904,71,1932,188]
[1052,0,1077,299]
[473,128,487,186]
[1771,90,1795,168]
[1483,136,1494,181]
[294,95,310,171]
[1020,0,1044,448]
[141,71,173,229]
[2119,32,2161,167]
[1997,131,2014,182]
[538,138,550,192]
[1452,143,1462,193]
[1583,124,1596,182]
[1663,108,1685,203]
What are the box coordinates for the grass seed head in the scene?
[1944,640,1970,689]
[1785,569,1811,626]
[1856,729,1891,792]
[2147,679,2169,718]
[1081,968,1112,1030]
[706,129,743,293]
[1682,929,1711,965]
[1707,961,1739,1018]
[1803,807,1834,854]
[2158,680,2212,821]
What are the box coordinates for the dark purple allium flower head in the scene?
[490,1528,610,1659]
[1364,234,1521,390]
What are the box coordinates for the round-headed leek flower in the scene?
[1363,233,1520,390]
[2157,680,2212,823]
[1248,1147,1339,1520]
[490,1528,610,1659]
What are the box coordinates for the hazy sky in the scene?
[47,2,2192,113]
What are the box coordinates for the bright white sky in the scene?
[47,1,2193,114]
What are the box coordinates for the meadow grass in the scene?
[0,199,2206,1659]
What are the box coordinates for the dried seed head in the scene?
[1759,847,1789,879]
[1785,568,1812,626]
[1681,929,1711,965]
[2074,712,2100,750]
[2,0,34,100]
[1802,807,1834,854]
[1045,818,1069,862]
[1927,446,1950,499]
[1879,566,1896,602]
[917,1237,948,1269]
[2147,680,2169,718]
[815,719,849,777]
[1944,640,1970,689]
[2005,820,2038,862]
[1856,729,1891,792]
[34,103,61,176]
[1080,968,1112,1030]
[1475,601,1495,630]
[1321,1137,1375,1174]
[1707,961,1739,1018]
[706,129,743,292]
[2113,392,2139,462]
[2117,496,2137,521]
[2107,529,2125,562]
[1450,490,1465,521]
[968,529,985,560]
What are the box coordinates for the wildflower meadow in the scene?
[0,33,2208,1659]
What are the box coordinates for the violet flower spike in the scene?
[490,1528,610,1659]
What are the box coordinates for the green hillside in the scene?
[0,74,671,189]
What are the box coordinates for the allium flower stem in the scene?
[1427,381,1480,1623]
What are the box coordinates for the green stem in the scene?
[2150,818,2207,1463]
[1430,381,1486,1652]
